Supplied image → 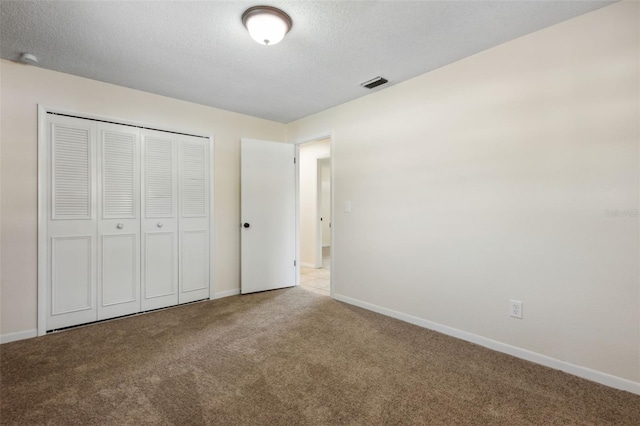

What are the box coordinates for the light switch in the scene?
[344,201,351,213]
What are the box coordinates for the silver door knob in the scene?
[157,222,164,228]
[116,223,124,229]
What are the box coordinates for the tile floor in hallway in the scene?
[300,247,330,296]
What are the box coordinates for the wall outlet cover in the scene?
[510,300,523,319]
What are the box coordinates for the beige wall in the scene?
[299,139,330,266]
[286,2,640,383]
[0,60,285,336]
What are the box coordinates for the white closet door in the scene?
[140,129,179,311]
[97,123,141,320]
[46,114,98,330]
[178,135,210,303]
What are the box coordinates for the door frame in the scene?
[292,131,334,297]
[37,105,215,336]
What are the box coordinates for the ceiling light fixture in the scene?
[242,5,292,46]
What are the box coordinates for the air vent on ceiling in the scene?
[361,76,388,89]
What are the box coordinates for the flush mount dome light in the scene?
[242,5,292,46]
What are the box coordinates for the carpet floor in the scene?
[1,287,639,425]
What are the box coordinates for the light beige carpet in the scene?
[1,287,639,425]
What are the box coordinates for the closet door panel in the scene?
[144,232,176,298]
[181,230,207,293]
[51,124,92,220]
[46,115,98,330]
[51,236,93,314]
[97,123,141,320]
[178,136,210,303]
[101,234,137,304]
[141,130,179,311]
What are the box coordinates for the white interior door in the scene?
[178,135,210,303]
[320,158,331,248]
[97,122,141,320]
[241,139,296,294]
[140,129,179,311]
[46,114,98,330]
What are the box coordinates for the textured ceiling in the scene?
[1,1,614,123]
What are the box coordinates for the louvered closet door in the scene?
[46,114,98,330]
[97,123,141,320]
[178,135,210,303]
[141,129,179,311]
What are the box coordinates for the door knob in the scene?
[243,223,251,228]
[157,222,164,228]
[116,223,124,229]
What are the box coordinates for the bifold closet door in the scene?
[178,135,210,304]
[46,114,98,330]
[141,130,179,311]
[140,131,210,309]
[44,115,210,330]
[97,123,141,320]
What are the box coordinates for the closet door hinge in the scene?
[294,260,297,267]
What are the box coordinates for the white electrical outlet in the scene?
[510,300,523,319]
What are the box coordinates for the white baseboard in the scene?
[213,289,240,299]
[332,293,640,396]
[300,262,315,268]
[1,329,38,344]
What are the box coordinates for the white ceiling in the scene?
[1,0,614,123]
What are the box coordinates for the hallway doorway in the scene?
[297,138,331,296]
